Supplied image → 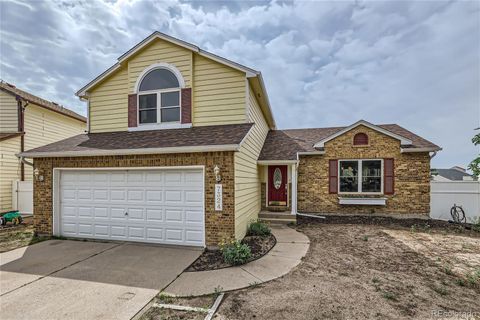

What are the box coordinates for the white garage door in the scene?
[58,168,204,246]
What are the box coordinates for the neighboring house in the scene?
[431,166,475,181]
[0,81,86,213]
[20,32,441,247]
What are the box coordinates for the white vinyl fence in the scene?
[430,181,480,222]
[11,180,33,215]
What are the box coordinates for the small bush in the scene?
[471,217,480,232]
[443,265,453,276]
[220,240,251,265]
[466,269,480,287]
[247,220,271,237]
[382,291,397,301]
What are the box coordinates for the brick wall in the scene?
[297,125,431,215]
[33,151,235,246]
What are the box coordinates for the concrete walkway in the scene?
[164,225,310,296]
[0,240,201,320]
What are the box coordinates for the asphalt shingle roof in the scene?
[0,81,86,123]
[259,124,440,160]
[20,123,253,156]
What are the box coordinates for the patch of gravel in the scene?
[186,234,276,272]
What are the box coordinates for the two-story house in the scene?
[20,32,441,247]
[0,81,86,214]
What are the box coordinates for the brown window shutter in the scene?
[181,88,192,124]
[329,159,338,194]
[128,94,137,127]
[384,158,394,195]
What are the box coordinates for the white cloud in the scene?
[0,0,478,168]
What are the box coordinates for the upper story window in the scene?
[353,133,368,146]
[137,66,183,125]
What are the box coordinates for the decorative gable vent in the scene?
[353,133,368,146]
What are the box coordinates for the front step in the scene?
[259,212,296,225]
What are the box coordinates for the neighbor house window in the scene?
[138,68,181,124]
[339,159,382,193]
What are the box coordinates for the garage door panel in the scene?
[111,226,127,238]
[128,226,145,239]
[127,189,144,201]
[62,223,77,235]
[78,207,93,217]
[127,208,144,220]
[185,210,203,224]
[165,190,182,203]
[146,190,163,202]
[62,206,77,217]
[110,190,126,201]
[186,230,203,243]
[165,208,183,222]
[78,224,93,235]
[146,227,164,241]
[94,225,109,236]
[146,208,164,221]
[146,172,163,183]
[93,189,108,200]
[165,228,183,242]
[59,168,204,246]
[111,207,127,220]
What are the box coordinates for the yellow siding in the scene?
[234,85,269,239]
[193,54,246,126]
[23,103,86,180]
[0,90,18,132]
[89,66,129,133]
[127,39,192,92]
[0,136,21,212]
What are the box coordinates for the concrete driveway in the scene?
[0,240,201,320]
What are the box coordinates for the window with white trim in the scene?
[339,159,382,193]
[138,68,181,124]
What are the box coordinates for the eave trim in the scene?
[18,144,240,158]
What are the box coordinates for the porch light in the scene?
[33,168,44,182]
[214,165,221,182]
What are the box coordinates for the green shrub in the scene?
[220,240,251,265]
[471,217,480,232]
[247,220,271,237]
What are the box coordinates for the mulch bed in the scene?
[186,234,276,272]
[297,214,480,236]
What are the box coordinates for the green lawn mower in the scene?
[0,211,23,226]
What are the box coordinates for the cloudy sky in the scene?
[1,0,479,168]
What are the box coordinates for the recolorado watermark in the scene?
[431,310,480,319]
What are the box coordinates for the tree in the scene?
[468,130,480,177]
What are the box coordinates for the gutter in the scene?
[20,156,34,167]
[18,144,241,159]
[401,147,442,153]
[296,151,325,161]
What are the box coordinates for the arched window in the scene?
[137,66,183,124]
[353,133,368,146]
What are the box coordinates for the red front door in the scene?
[268,165,287,206]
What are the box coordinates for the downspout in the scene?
[430,151,437,159]
[16,97,28,181]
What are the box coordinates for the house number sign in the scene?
[215,184,223,211]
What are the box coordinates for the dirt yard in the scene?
[216,223,480,320]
